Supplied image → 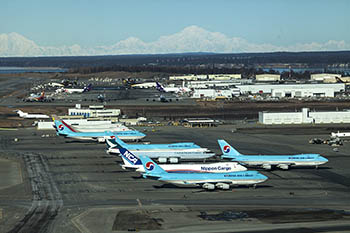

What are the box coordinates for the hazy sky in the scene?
[2,0,349,48]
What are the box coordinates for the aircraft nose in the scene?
[258,172,268,181]
[321,156,329,163]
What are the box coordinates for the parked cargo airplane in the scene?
[218,140,328,170]
[119,147,247,173]
[135,150,267,190]
[106,137,209,152]
[331,131,350,138]
[16,110,49,119]
[107,139,214,163]
[107,139,215,163]
[72,124,129,132]
[52,116,146,142]
[63,84,92,94]
[156,82,191,94]
[24,91,46,102]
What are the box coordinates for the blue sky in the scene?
[1,0,349,50]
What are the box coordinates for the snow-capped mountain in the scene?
[0,26,349,57]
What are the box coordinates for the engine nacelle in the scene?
[158,157,167,163]
[277,164,289,170]
[97,137,106,143]
[169,157,179,163]
[262,164,272,170]
[202,183,215,190]
[216,183,230,190]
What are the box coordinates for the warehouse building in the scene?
[170,74,241,81]
[185,79,252,89]
[237,83,345,96]
[183,118,216,127]
[255,74,280,82]
[323,76,350,83]
[169,75,207,81]
[271,87,335,98]
[311,73,341,82]
[208,74,241,80]
[259,108,350,124]
[192,88,240,99]
[68,104,121,118]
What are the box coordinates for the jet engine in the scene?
[262,164,272,170]
[158,157,167,163]
[97,137,106,143]
[216,183,230,190]
[202,183,215,190]
[169,157,179,163]
[277,164,289,170]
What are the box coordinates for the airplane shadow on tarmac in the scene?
[152,183,273,190]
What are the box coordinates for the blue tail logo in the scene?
[145,161,155,171]
[119,148,142,165]
[58,124,65,131]
[223,145,231,153]
[156,82,165,92]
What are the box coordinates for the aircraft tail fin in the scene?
[83,83,92,92]
[37,91,45,100]
[106,138,117,149]
[16,110,26,117]
[52,115,79,134]
[139,155,167,175]
[217,139,243,159]
[156,82,165,92]
[112,136,128,148]
[119,148,142,166]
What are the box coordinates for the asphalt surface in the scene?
[0,125,349,232]
[1,75,350,232]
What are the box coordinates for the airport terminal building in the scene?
[68,104,121,118]
[259,108,350,124]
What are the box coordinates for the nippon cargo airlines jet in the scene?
[52,116,146,142]
[136,151,268,190]
[16,110,49,119]
[218,140,328,170]
[106,137,210,153]
[119,147,247,173]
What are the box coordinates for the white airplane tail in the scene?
[16,110,27,117]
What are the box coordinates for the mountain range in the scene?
[0,26,349,57]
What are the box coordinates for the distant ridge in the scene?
[1,26,349,57]
[0,51,350,69]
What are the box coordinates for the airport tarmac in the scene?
[0,125,349,232]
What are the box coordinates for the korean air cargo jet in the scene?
[106,137,210,153]
[137,152,267,190]
[107,139,215,163]
[119,147,247,173]
[53,116,146,142]
[218,140,328,170]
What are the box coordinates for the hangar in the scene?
[237,83,345,96]
[259,108,350,124]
